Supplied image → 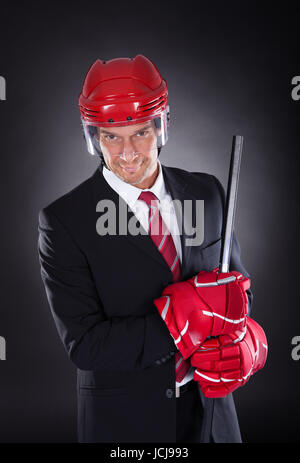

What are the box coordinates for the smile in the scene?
[121,163,142,173]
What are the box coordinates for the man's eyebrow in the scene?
[99,123,152,136]
[132,123,152,133]
[99,128,119,136]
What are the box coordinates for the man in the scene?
[38,55,267,443]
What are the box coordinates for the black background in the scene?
[0,1,299,442]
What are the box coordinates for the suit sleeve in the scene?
[211,175,254,315]
[38,207,176,372]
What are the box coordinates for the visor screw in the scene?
[127,116,132,120]
[108,118,114,123]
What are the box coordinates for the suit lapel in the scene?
[161,165,199,279]
[91,165,171,271]
[91,163,198,278]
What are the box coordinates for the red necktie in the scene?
[138,191,190,382]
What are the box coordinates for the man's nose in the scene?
[119,138,139,161]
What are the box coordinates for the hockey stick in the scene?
[200,135,244,443]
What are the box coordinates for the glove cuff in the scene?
[246,316,268,372]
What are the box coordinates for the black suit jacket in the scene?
[38,163,253,443]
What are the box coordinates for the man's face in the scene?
[98,120,160,188]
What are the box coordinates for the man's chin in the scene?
[116,164,148,184]
[120,172,146,185]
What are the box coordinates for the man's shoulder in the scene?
[39,168,99,223]
[162,164,224,194]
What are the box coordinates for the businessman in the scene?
[38,54,267,443]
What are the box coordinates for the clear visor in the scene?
[81,106,169,160]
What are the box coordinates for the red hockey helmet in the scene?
[78,54,169,156]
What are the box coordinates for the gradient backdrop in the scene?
[0,1,299,442]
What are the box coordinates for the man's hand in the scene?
[190,316,268,398]
[153,267,250,359]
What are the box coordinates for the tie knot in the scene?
[138,191,159,207]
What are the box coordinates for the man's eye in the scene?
[137,130,148,137]
[105,134,117,141]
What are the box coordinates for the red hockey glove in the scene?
[153,267,250,359]
[190,316,268,398]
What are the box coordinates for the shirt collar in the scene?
[102,160,167,208]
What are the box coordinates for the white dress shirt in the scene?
[102,160,194,387]
[102,160,182,262]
